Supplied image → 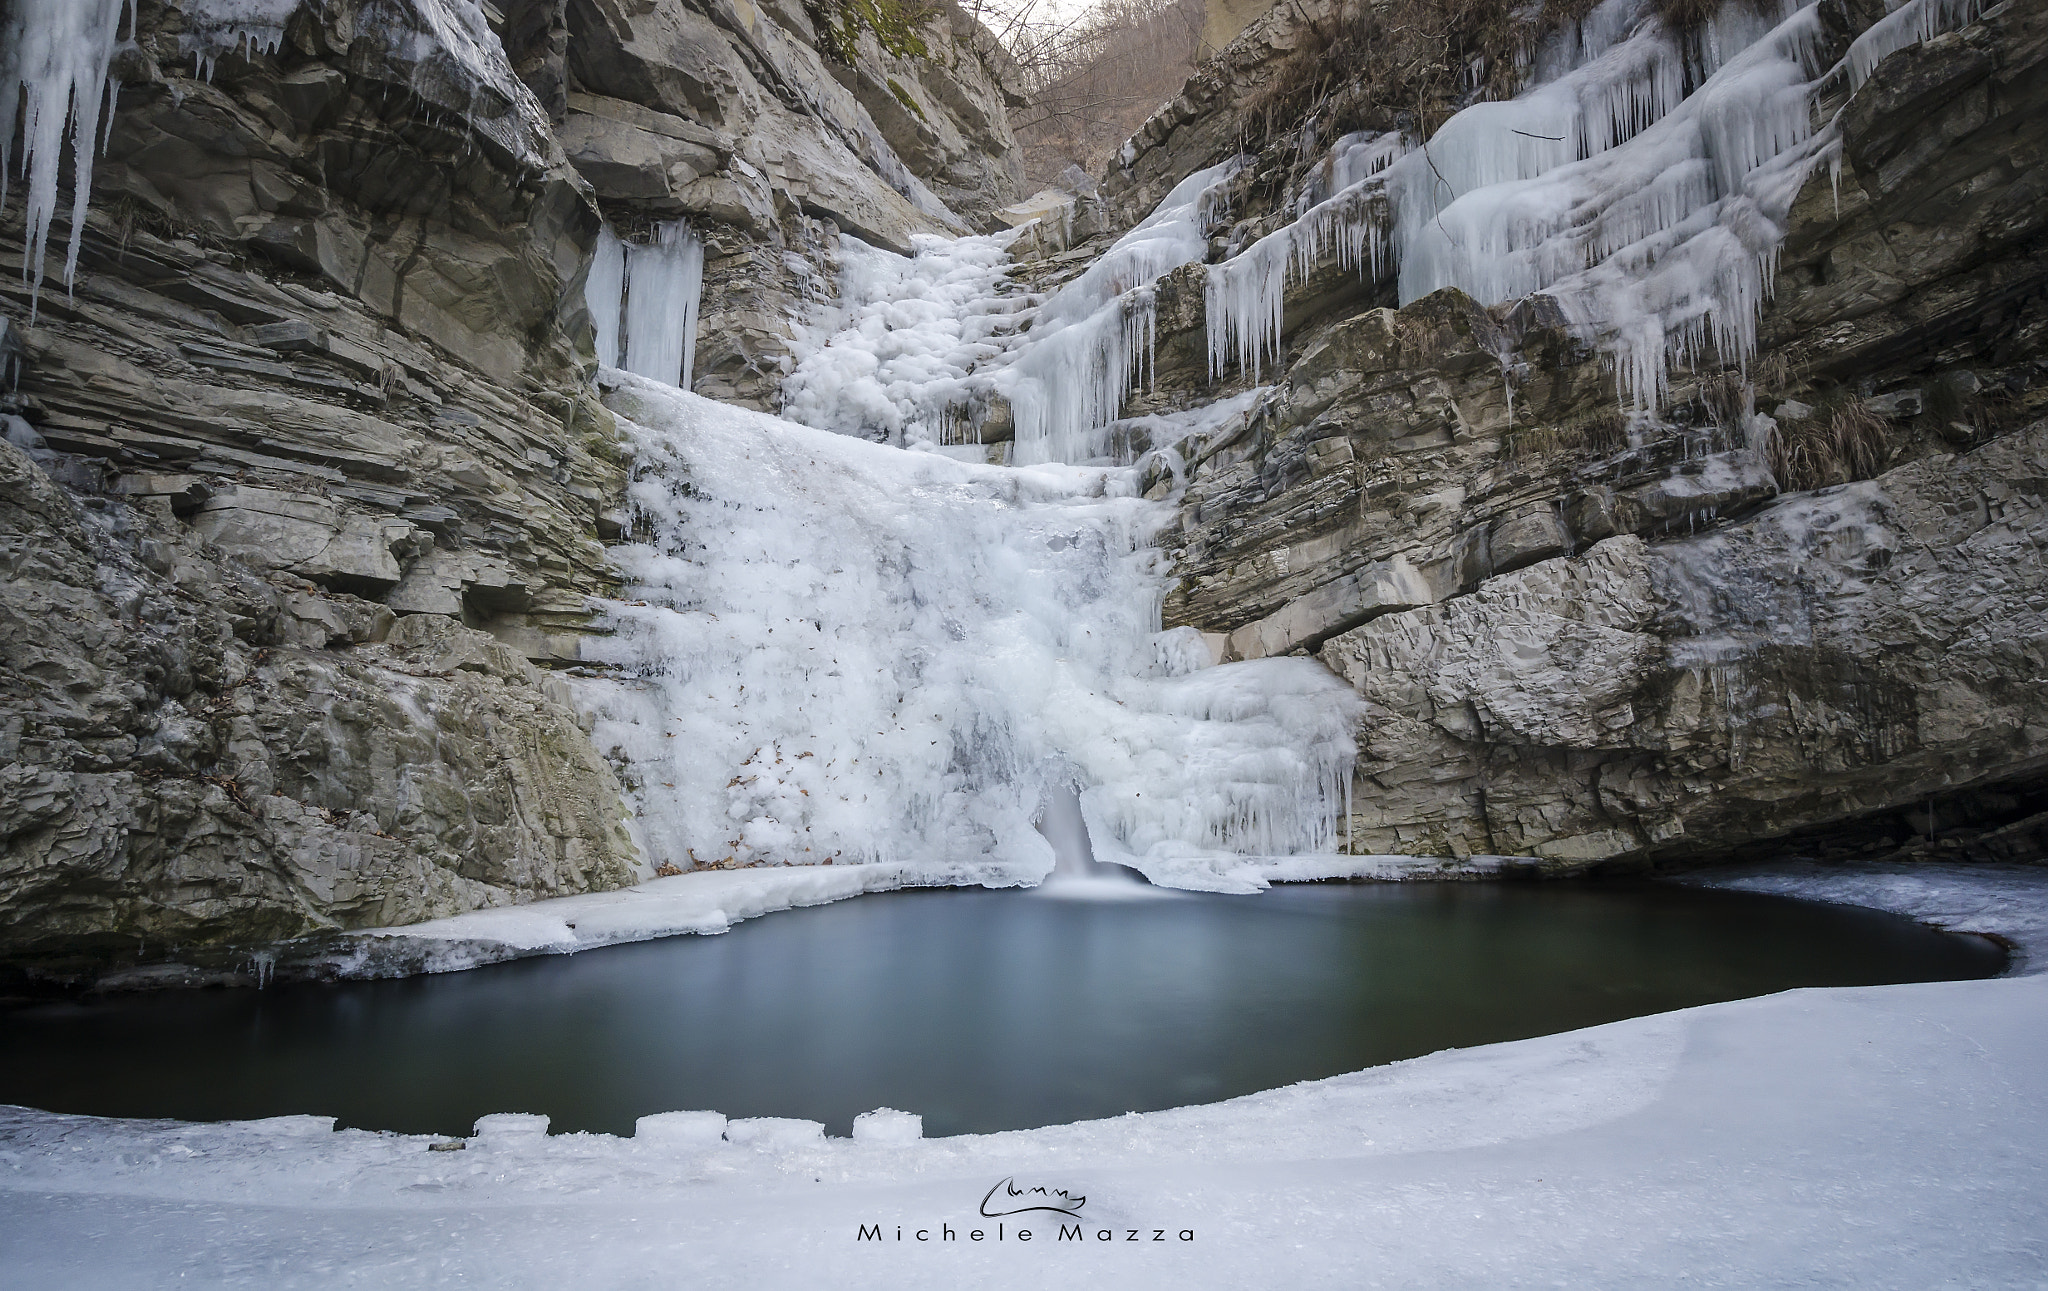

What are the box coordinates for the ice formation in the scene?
[577,374,1358,891]
[779,231,1026,445]
[1000,160,1241,463]
[3,0,565,308]
[1204,0,1983,408]
[0,0,131,307]
[178,0,303,79]
[782,162,1243,464]
[584,222,705,390]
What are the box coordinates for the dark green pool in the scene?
[0,880,2005,1138]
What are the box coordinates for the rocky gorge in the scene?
[1,0,2043,989]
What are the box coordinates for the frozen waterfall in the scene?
[577,374,1359,893]
[780,161,1244,464]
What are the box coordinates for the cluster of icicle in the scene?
[180,0,303,80]
[579,374,1360,889]
[0,0,132,308]
[586,221,706,391]
[2,0,560,310]
[1204,0,1984,410]
[779,160,1245,465]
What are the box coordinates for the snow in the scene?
[574,374,1359,897]
[779,231,1025,446]
[1680,859,2048,973]
[4,863,2043,1288]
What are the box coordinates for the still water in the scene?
[0,881,2004,1138]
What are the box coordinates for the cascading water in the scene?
[579,373,1359,893]
[780,160,1245,465]
[1032,782,1156,897]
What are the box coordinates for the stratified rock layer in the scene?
[0,0,1028,975]
[1133,0,2048,870]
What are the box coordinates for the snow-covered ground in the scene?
[6,862,2045,1288]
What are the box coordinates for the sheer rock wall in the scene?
[1123,0,2048,869]
[0,0,1025,979]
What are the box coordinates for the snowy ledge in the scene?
[293,853,1515,980]
[3,860,2045,1287]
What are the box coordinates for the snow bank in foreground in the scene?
[4,864,2043,1288]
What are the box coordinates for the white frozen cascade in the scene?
[782,160,1244,464]
[1204,0,1985,408]
[577,374,1359,893]
[585,221,705,390]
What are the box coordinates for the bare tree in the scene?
[970,0,1209,189]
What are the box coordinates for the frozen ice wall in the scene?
[1204,0,1983,409]
[781,162,1244,465]
[584,221,704,390]
[578,375,1358,891]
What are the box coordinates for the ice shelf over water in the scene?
[576,374,1358,893]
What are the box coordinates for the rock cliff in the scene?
[0,0,1026,982]
[1109,0,2048,870]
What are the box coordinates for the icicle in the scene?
[0,0,132,309]
[585,224,626,370]
[178,1,302,81]
[1203,0,1982,410]
[623,220,704,390]
[1846,0,1982,88]
[583,220,703,390]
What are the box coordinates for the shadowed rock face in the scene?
[0,0,1028,978]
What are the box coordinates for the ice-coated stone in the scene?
[724,1117,826,1148]
[634,1111,729,1148]
[851,1108,923,1145]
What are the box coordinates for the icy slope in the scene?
[783,162,1245,464]
[577,375,1358,892]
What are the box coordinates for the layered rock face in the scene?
[559,0,1027,404]
[1112,0,2048,869]
[0,0,1026,977]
